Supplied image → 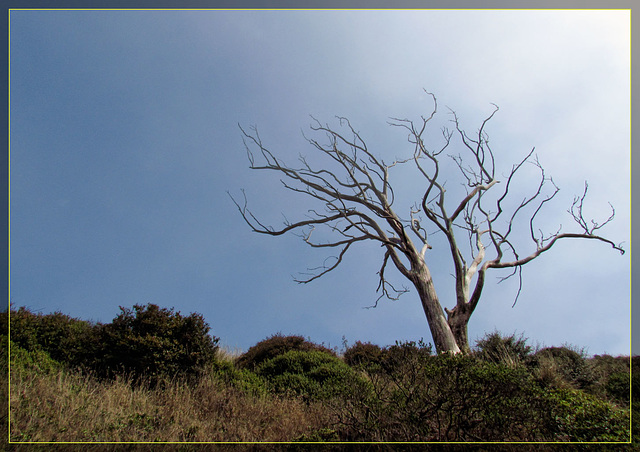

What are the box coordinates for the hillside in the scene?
[2,304,636,448]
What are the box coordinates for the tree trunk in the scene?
[446,304,472,355]
[412,263,461,354]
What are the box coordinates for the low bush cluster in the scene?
[474,330,535,368]
[4,304,220,385]
[4,307,633,444]
[590,354,631,405]
[209,359,268,397]
[9,339,62,374]
[338,343,544,441]
[235,333,336,370]
[4,307,97,368]
[533,346,596,390]
[342,340,385,367]
[473,330,631,407]
[542,387,630,442]
[342,338,433,375]
[334,347,630,442]
[255,349,371,402]
[94,304,219,384]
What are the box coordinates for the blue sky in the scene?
[9,9,631,356]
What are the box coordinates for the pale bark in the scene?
[412,260,461,354]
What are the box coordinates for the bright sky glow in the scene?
[9,9,630,356]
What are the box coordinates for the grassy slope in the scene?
[1,308,636,448]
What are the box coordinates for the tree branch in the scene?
[231,94,624,354]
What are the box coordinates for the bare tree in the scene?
[229,93,624,354]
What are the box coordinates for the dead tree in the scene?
[229,93,624,354]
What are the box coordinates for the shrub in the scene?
[335,351,631,442]
[33,311,99,368]
[6,307,53,351]
[540,388,630,442]
[336,352,547,442]
[343,340,434,376]
[10,340,62,374]
[605,372,631,405]
[5,307,100,370]
[588,354,631,405]
[343,341,385,368]
[533,346,596,390]
[209,359,268,397]
[381,339,433,375]
[236,333,336,371]
[256,350,370,402]
[474,331,534,368]
[94,303,219,385]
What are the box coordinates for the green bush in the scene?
[6,308,48,351]
[534,346,596,390]
[236,333,336,371]
[94,303,219,385]
[541,388,630,442]
[9,339,62,374]
[588,354,631,405]
[380,339,433,376]
[256,350,370,401]
[335,351,631,442]
[343,341,385,368]
[209,359,268,397]
[605,372,631,405]
[5,307,100,370]
[474,331,534,368]
[336,353,546,441]
[343,340,433,376]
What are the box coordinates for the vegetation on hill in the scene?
[1,305,634,447]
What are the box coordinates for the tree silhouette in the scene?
[230,92,623,354]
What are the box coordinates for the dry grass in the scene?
[215,345,244,363]
[5,333,634,447]
[532,354,575,390]
[9,366,333,443]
